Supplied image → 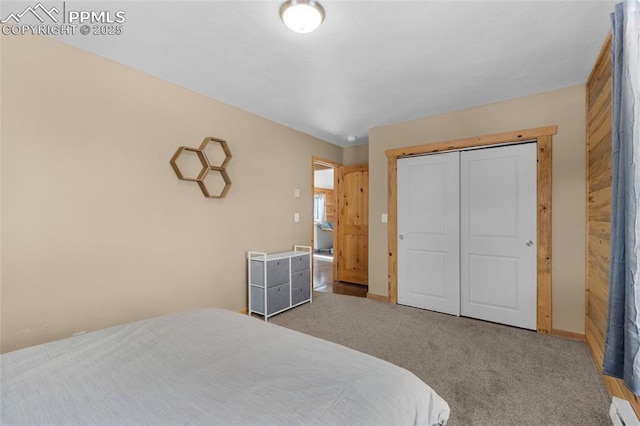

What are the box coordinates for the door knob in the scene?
[525,240,534,247]
[399,234,404,240]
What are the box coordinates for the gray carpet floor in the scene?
[270,292,610,425]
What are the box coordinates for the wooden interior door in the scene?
[336,164,368,285]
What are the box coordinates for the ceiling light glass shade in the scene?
[280,1,325,34]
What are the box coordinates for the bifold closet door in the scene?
[460,143,537,330]
[397,152,460,316]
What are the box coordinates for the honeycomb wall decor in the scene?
[170,137,232,198]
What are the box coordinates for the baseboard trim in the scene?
[551,328,585,341]
[367,293,390,303]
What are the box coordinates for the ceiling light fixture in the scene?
[279,0,325,34]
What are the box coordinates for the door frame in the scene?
[385,125,557,334]
[311,157,341,284]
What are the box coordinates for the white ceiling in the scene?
[42,1,617,147]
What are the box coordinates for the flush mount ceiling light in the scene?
[279,0,325,34]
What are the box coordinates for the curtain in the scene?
[603,0,640,395]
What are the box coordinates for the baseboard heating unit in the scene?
[610,397,640,426]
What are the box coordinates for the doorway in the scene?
[311,157,368,297]
[312,158,339,291]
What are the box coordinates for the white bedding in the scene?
[1,309,449,425]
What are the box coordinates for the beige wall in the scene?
[368,85,587,333]
[342,144,369,165]
[0,34,342,352]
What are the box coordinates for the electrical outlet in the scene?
[294,213,300,222]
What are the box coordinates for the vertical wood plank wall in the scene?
[585,33,640,414]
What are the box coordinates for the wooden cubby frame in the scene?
[199,137,232,169]
[170,146,209,182]
[198,167,232,199]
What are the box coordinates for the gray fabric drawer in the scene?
[251,283,290,316]
[267,283,290,314]
[292,285,311,306]
[250,260,265,286]
[291,254,310,273]
[250,286,266,315]
[250,259,289,288]
[267,260,289,287]
[291,270,310,290]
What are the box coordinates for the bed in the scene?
[1,309,449,425]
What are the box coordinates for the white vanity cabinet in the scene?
[248,246,312,320]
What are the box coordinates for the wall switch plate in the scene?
[294,188,300,198]
[381,213,388,223]
[294,213,300,222]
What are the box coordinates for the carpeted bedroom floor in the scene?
[270,292,610,425]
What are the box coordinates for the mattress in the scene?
[1,309,449,425]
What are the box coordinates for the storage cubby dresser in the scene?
[247,245,312,320]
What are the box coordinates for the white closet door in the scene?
[397,152,460,315]
[460,143,537,330]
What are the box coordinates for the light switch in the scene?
[294,213,300,222]
[381,213,388,223]
[294,188,300,198]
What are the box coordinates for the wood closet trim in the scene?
[385,125,557,334]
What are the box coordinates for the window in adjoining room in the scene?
[314,194,325,222]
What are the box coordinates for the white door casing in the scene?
[460,143,537,329]
[397,152,460,315]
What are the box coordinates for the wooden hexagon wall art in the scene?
[198,167,232,199]
[170,147,208,181]
[170,137,232,198]
[199,137,232,169]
